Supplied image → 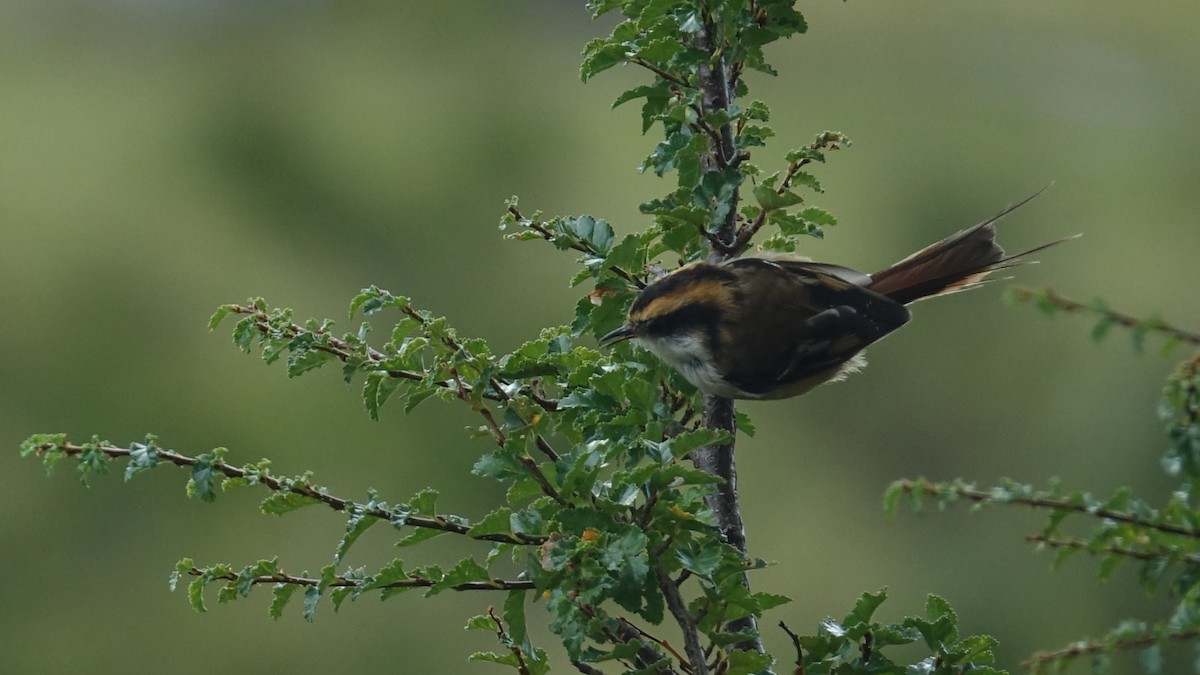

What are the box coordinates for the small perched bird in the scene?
[600,192,1071,400]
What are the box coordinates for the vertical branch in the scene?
[689,12,764,655]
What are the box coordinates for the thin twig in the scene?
[571,661,606,675]
[629,56,692,88]
[656,563,708,675]
[188,566,534,592]
[225,304,560,411]
[28,438,548,545]
[896,479,1200,540]
[1021,628,1200,669]
[578,602,678,675]
[1010,287,1200,346]
[489,607,532,675]
[1025,534,1200,565]
[778,621,805,675]
[506,206,646,290]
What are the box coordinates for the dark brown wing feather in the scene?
[719,258,911,397]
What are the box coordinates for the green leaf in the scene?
[725,649,773,675]
[503,590,529,650]
[678,546,723,578]
[580,40,629,82]
[752,184,804,211]
[287,348,335,378]
[187,575,207,613]
[124,437,160,481]
[465,614,494,632]
[302,585,320,622]
[187,454,218,503]
[467,507,515,538]
[260,491,321,516]
[844,589,888,627]
[208,304,238,330]
[334,508,380,565]
[427,557,492,596]
[348,286,409,319]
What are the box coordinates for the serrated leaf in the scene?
[725,649,773,675]
[845,589,888,626]
[503,590,529,649]
[208,304,238,330]
[581,40,629,82]
[269,581,300,620]
[334,509,380,565]
[427,557,492,597]
[302,585,320,622]
[187,575,207,613]
[752,183,804,211]
[260,491,321,516]
[467,507,514,538]
[188,455,218,503]
[287,348,335,378]
[465,614,494,632]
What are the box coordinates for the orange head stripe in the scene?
[629,277,733,324]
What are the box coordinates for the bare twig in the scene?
[778,621,805,675]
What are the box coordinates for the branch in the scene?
[1009,287,1200,347]
[506,205,646,290]
[189,565,535,593]
[488,607,533,675]
[895,479,1200,540]
[1025,533,1200,565]
[579,602,680,675]
[630,56,692,89]
[27,437,549,545]
[227,301,568,504]
[1022,627,1200,670]
[570,661,606,675]
[725,131,848,254]
[778,621,805,675]
[655,562,707,675]
[688,9,763,657]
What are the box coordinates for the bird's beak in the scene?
[599,324,636,347]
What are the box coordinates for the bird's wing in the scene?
[720,258,911,397]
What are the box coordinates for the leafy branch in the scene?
[21,434,543,545]
[887,477,1200,540]
[1009,286,1200,356]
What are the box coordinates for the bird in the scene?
[599,191,1072,400]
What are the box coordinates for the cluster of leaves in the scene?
[794,590,1002,675]
[581,0,847,259]
[888,295,1200,674]
[1007,287,1200,359]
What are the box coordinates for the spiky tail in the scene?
[867,188,1073,305]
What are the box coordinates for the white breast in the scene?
[637,334,743,399]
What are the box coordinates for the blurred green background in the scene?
[4,1,1199,672]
